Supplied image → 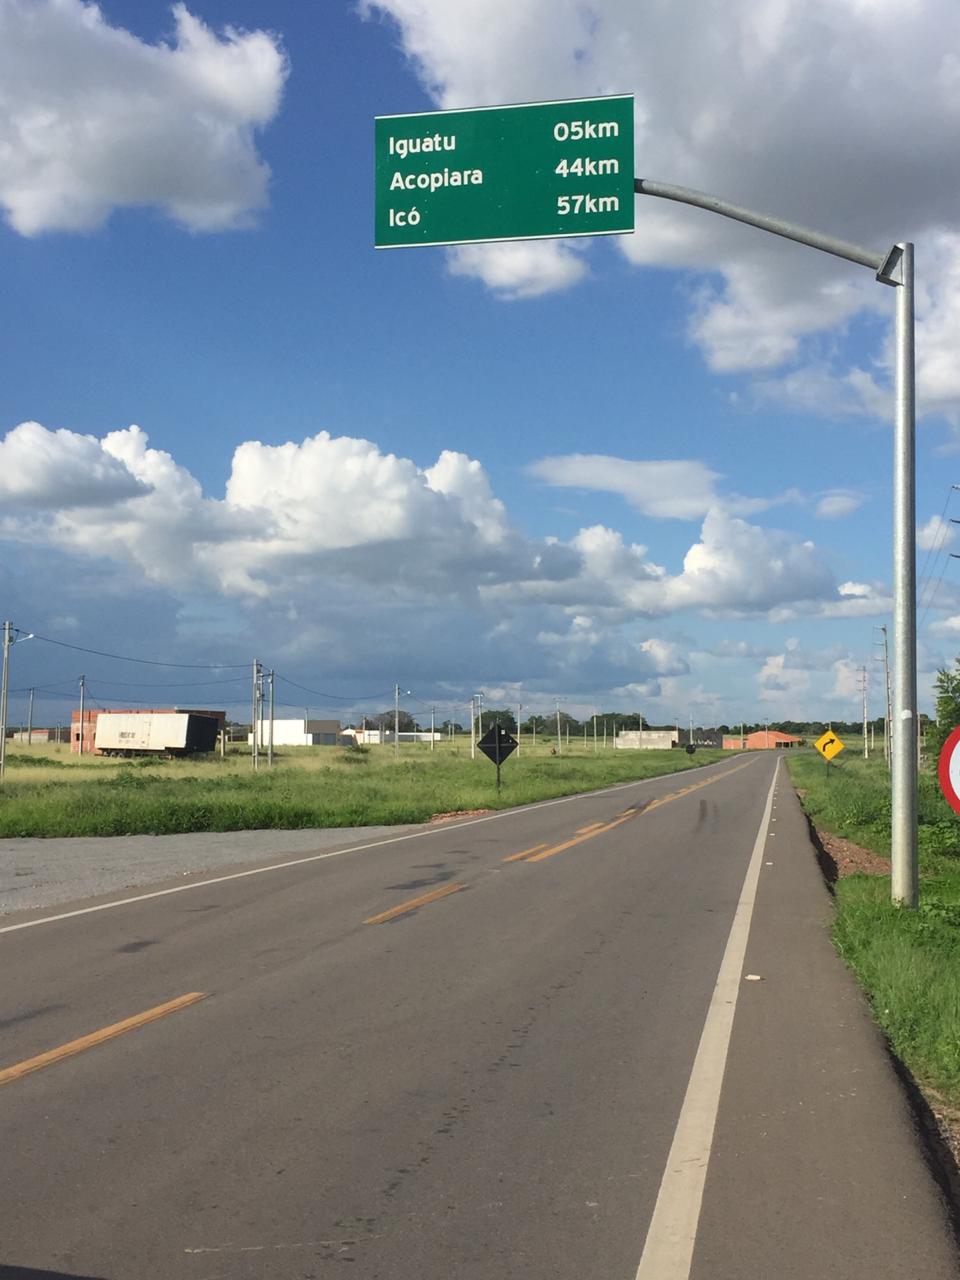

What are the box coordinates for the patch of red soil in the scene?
[817,829,891,878]
[428,808,493,824]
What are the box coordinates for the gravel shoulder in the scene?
[0,825,420,915]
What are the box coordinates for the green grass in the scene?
[0,740,729,838]
[786,748,960,871]
[787,747,960,1105]
[833,875,960,1102]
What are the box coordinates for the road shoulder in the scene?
[691,767,960,1279]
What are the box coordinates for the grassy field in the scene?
[0,738,728,838]
[786,748,960,1106]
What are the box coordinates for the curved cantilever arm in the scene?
[634,178,900,283]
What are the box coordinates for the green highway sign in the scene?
[375,95,634,249]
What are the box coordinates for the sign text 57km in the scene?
[375,95,634,249]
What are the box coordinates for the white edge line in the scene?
[634,758,779,1280]
[374,94,633,121]
[0,755,760,936]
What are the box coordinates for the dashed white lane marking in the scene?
[633,758,779,1280]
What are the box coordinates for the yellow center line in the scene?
[363,882,464,925]
[501,843,549,863]
[575,821,606,834]
[0,991,206,1089]
[528,808,639,862]
[525,762,754,864]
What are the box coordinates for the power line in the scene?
[69,676,249,690]
[273,673,393,703]
[918,484,960,628]
[29,633,249,670]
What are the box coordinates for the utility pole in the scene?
[394,682,400,761]
[860,665,869,759]
[555,700,562,756]
[469,698,476,759]
[516,703,522,756]
[476,692,484,737]
[593,714,598,753]
[877,625,892,768]
[252,659,260,770]
[0,622,10,779]
[430,706,436,752]
[78,673,86,757]
[268,670,275,767]
[27,687,34,746]
[603,719,608,750]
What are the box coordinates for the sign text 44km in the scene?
[375,95,635,249]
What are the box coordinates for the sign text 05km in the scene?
[375,95,634,249]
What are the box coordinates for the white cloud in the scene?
[531,455,722,519]
[830,657,862,702]
[447,240,588,299]
[0,421,147,507]
[918,513,956,552]
[757,652,810,703]
[529,452,799,519]
[0,1,287,235]
[0,421,867,684]
[814,490,865,520]
[365,0,960,411]
[660,510,836,615]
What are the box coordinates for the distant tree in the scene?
[932,661,960,758]
[480,708,517,733]
[368,709,417,733]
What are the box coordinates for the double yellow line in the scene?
[503,761,753,865]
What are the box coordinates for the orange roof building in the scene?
[723,730,804,750]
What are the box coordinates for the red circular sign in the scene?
[937,725,960,816]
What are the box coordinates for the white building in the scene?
[615,729,678,750]
[345,728,442,745]
[248,718,347,747]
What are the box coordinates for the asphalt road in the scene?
[1,754,957,1279]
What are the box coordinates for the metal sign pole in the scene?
[634,180,916,907]
[892,243,918,906]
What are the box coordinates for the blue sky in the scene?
[2,0,960,729]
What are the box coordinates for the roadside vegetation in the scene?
[0,739,728,838]
[787,745,960,1107]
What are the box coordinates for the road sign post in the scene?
[477,724,518,793]
[375,101,918,905]
[376,96,634,249]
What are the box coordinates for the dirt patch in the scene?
[923,1087,960,1170]
[428,809,493,824]
[817,828,891,879]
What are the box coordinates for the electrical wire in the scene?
[70,676,249,690]
[29,633,249,670]
[273,673,393,703]
[918,485,960,628]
